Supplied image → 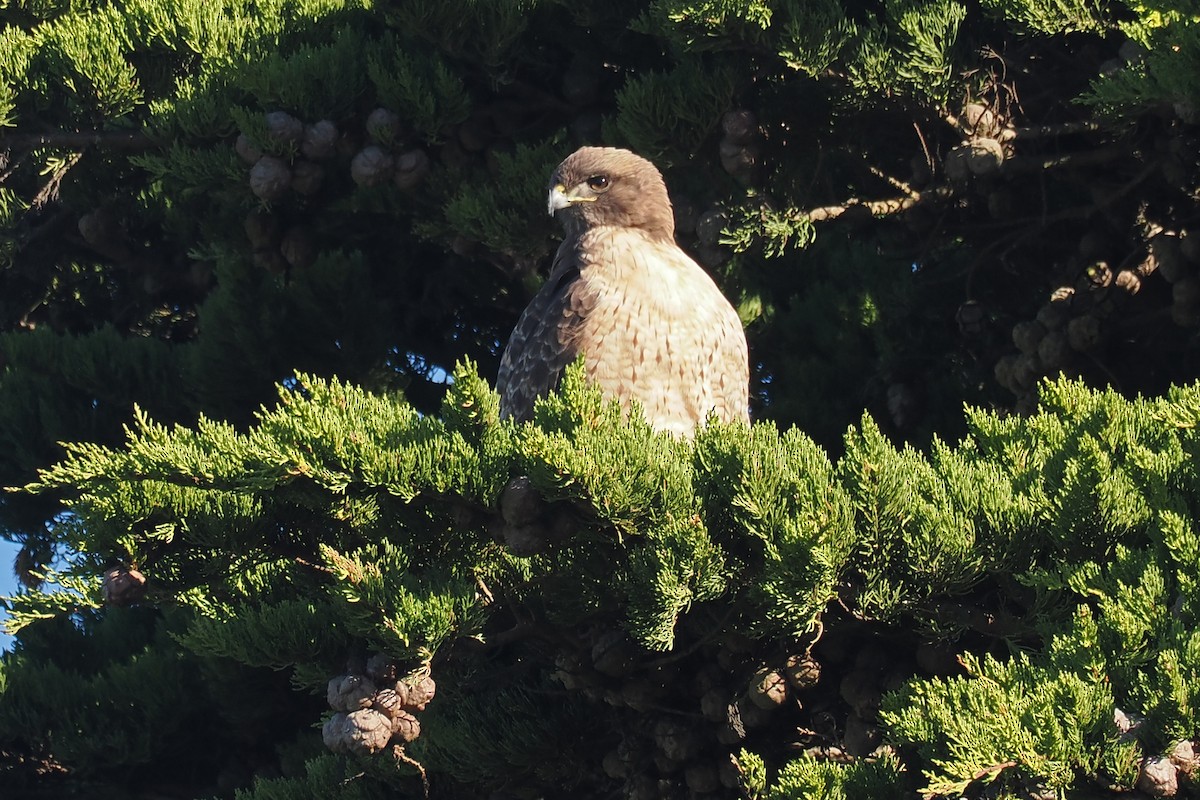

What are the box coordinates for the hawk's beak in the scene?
[547,182,598,215]
[548,184,571,215]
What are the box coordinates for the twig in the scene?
[999,120,1103,142]
[804,186,956,223]
[30,151,83,211]
[867,164,920,200]
[393,746,430,799]
[912,121,934,176]
[475,573,495,605]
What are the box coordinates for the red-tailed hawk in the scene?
[497,147,749,437]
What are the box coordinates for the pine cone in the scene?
[249,156,292,201]
[843,713,881,756]
[1173,277,1200,326]
[365,653,399,683]
[1067,314,1102,351]
[1011,353,1043,391]
[322,712,351,752]
[280,227,316,270]
[602,749,628,780]
[350,146,395,187]
[343,708,394,755]
[365,108,402,145]
[1181,231,1200,263]
[671,194,699,237]
[959,103,999,138]
[943,146,972,183]
[721,109,761,146]
[1114,269,1142,295]
[264,111,303,147]
[1037,330,1071,373]
[1011,320,1047,354]
[684,763,720,794]
[102,565,146,606]
[653,719,698,762]
[716,702,746,745]
[620,679,658,712]
[1155,234,1191,284]
[393,149,431,191]
[1086,260,1114,288]
[965,138,1005,175]
[243,210,280,248]
[1114,707,1146,740]
[390,708,421,743]
[327,674,377,711]
[1035,302,1069,330]
[301,120,338,160]
[747,668,788,710]
[839,668,882,716]
[955,301,986,336]
[395,673,436,712]
[1137,755,1179,797]
[1170,740,1197,777]
[290,160,324,196]
[735,696,772,729]
[235,133,263,165]
[699,688,727,722]
[502,524,548,556]
[591,630,638,678]
[373,687,404,718]
[784,654,821,689]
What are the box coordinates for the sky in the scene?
[0,537,19,651]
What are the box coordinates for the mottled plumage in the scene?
[497,147,749,437]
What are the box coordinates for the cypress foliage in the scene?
[3,0,1200,797]
[3,368,1200,796]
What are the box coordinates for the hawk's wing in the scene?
[497,238,591,421]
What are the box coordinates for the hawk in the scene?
[496,147,749,437]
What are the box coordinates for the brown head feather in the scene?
[550,147,675,241]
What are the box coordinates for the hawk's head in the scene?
[548,147,675,241]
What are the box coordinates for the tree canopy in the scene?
[1,0,1199,797]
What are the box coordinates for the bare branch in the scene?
[999,120,1103,142]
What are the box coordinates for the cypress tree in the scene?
[2,0,1200,797]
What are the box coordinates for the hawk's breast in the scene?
[569,226,749,436]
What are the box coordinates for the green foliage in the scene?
[10,362,1200,796]
[1085,13,1200,116]
[883,651,1126,796]
[234,754,402,800]
[606,56,737,159]
[694,420,854,639]
[766,750,905,799]
[321,540,483,662]
[775,0,857,77]
[439,138,562,257]
[367,37,471,141]
[417,682,598,789]
[722,202,817,257]
[5,0,1200,797]
[0,567,101,636]
[980,0,1110,35]
[380,0,542,67]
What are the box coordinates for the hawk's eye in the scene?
[586,175,610,192]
